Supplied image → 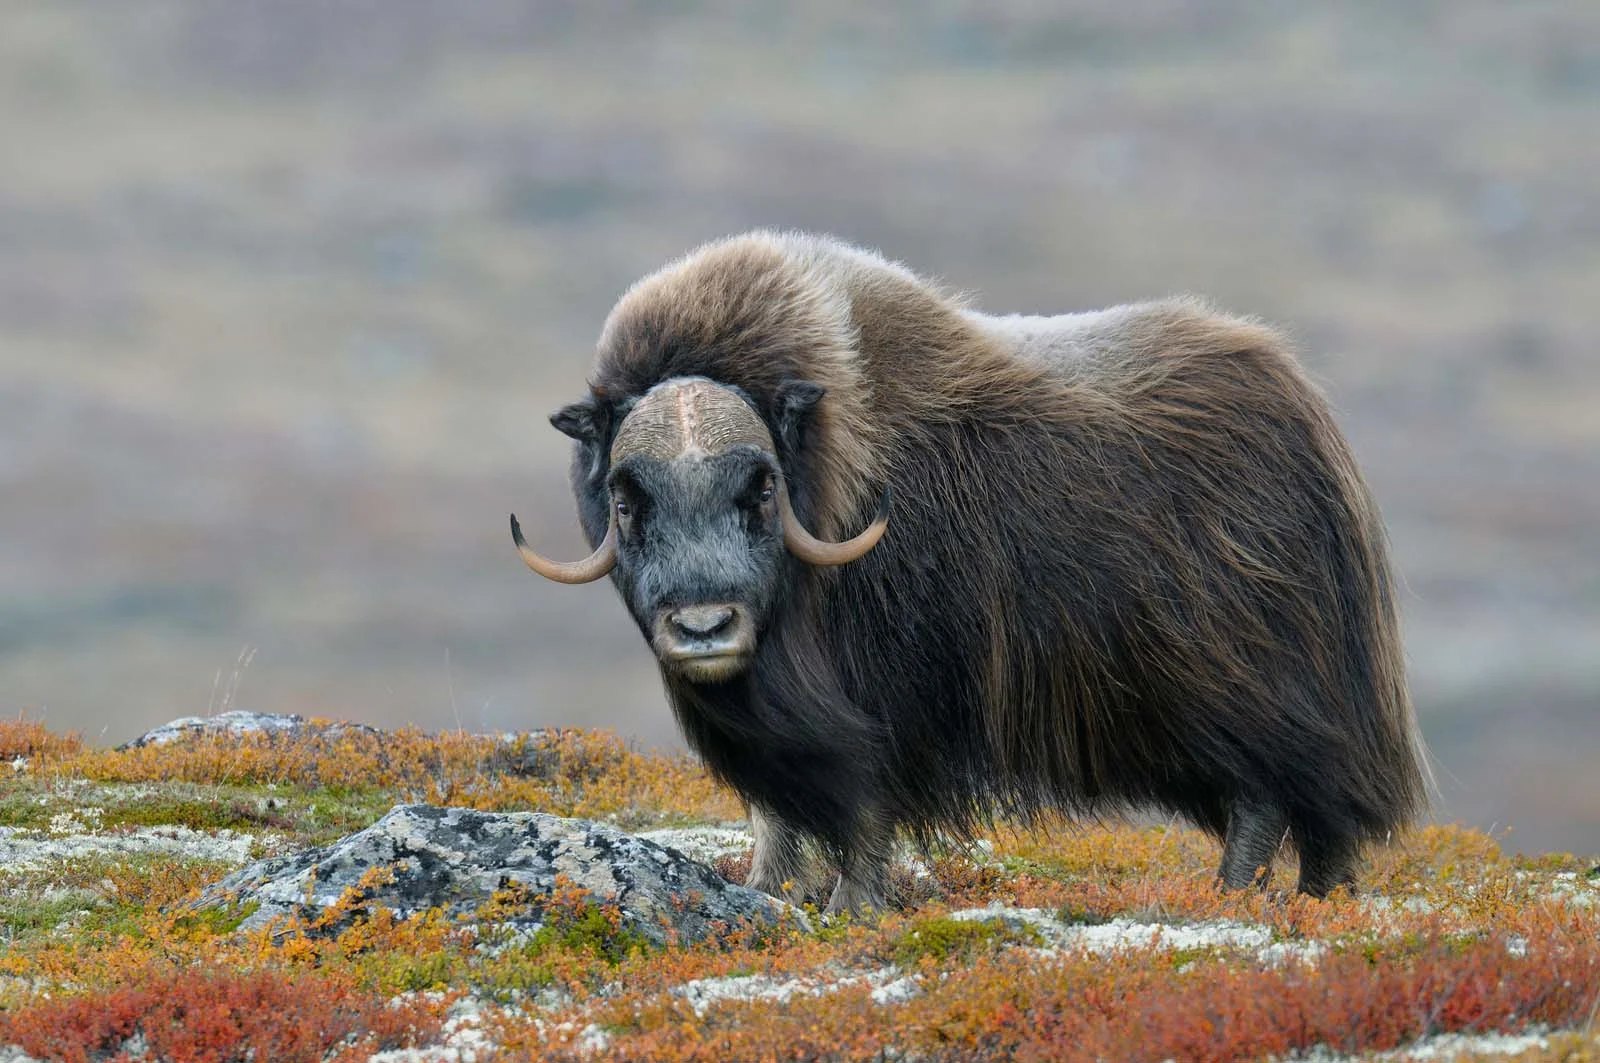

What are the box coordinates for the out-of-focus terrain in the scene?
[1,3,1596,852]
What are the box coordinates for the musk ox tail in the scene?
[1322,423,1435,833]
[1221,347,1434,893]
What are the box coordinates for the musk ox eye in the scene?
[614,497,631,518]
[759,478,775,504]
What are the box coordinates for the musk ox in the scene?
[511,231,1429,914]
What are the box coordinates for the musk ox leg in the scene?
[1292,823,1360,898]
[1218,796,1288,890]
[746,804,813,904]
[824,811,894,918]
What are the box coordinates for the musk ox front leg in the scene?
[824,808,894,917]
[746,804,813,904]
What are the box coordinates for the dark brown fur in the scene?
[555,231,1430,906]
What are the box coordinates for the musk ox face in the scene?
[608,446,784,682]
[510,375,891,684]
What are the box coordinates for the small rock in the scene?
[870,974,920,1005]
[190,805,801,945]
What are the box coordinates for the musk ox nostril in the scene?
[670,605,735,639]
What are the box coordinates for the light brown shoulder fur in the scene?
[597,233,1306,535]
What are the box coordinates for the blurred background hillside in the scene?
[2,2,1595,853]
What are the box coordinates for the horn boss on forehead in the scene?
[609,378,776,462]
[608,377,887,565]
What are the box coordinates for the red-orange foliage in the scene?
[525,918,1600,1063]
[0,712,83,762]
[0,967,445,1063]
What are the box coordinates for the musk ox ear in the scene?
[773,379,826,459]
[550,397,603,443]
[551,395,617,488]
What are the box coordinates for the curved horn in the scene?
[778,479,890,566]
[509,511,617,584]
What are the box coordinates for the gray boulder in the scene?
[191,804,798,945]
[120,710,319,748]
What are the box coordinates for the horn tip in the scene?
[873,486,892,522]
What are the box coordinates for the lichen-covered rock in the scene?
[119,710,318,748]
[191,804,800,945]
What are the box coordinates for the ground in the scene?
[1,713,1598,1062]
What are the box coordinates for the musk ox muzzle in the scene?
[649,601,757,683]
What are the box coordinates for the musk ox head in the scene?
[511,376,889,683]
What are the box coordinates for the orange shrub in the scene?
[47,720,741,823]
[0,712,83,762]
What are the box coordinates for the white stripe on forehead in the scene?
[610,377,775,464]
[675,384,703,456]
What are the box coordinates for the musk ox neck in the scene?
[659,612,886,848]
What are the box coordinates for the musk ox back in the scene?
[512,231,1430,914]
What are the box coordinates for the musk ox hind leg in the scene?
[1291,820,1361,898]
[1217,796,1289,890]
[746,804,814,904]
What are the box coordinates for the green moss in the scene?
[533,905,655,965]
[1166,945,1220,970]
[171,899,261,937]
[0,777,85,830]
[1354,930,1483,966]
[357,945,463,995]
[97,796,288,833]
[1512,850,1587,874]
[892,916,1042,966]
[998,855,1065,880]
[0,890,103,942]
[475,947,559,997]
[469,905,659,1001]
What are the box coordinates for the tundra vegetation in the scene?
[1,713,1598,1062]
